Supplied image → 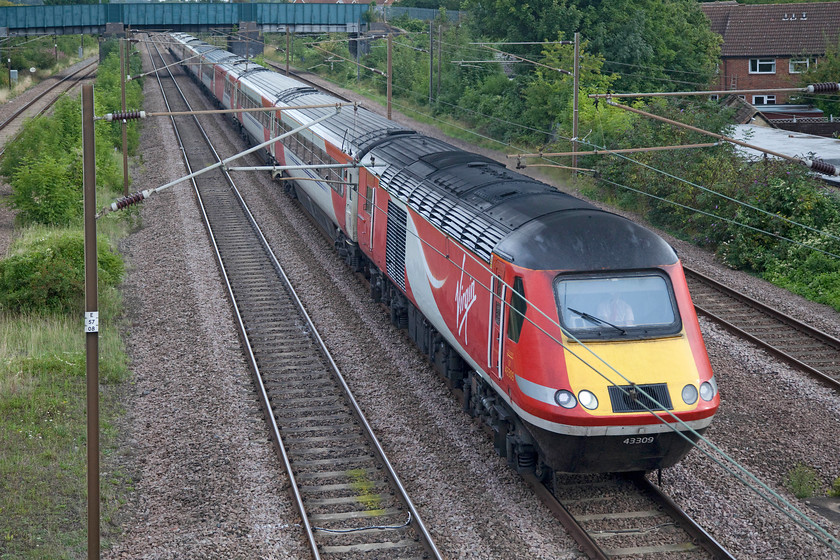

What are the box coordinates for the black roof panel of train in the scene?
[495,210,678,270]
[368,134,676,268]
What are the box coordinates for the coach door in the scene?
[356,171,374,251]
[344,167,359,242]
[489,259,506,379]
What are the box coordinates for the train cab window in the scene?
[507,276,527,343]
[554,271,681,340]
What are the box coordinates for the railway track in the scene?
[258,57,743,560]
[147,36,441,559]
[159,47,838,559]
[0,58,97,153]
[685,267,840,391]
[528,473,734,560]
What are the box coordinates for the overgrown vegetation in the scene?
[272,6,840,312]
[830,477,840,498]
[0,40,142,558]
[785,463,822,499]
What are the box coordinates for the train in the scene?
[167,32,720,475]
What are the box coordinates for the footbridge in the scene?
[0,3,368,37]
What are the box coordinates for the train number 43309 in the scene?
[623,436,655,445]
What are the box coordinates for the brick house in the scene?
[700,1,840,105]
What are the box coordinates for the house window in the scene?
[752,95,776,105]
[749,59,776,74]
[709,94,719,101]
[789,59,814,73]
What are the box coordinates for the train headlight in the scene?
[578,390,598,410]
[681,384,698,405]
[554,390,577,409]
[700,376,718,401]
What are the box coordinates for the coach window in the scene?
[364,184,373,213]
[507,277,527,343]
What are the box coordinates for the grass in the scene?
[0,292,130,558]
[0,46,98,106]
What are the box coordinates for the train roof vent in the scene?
[418,150,498,170]
[608,384,673,413]
[275,87,319,103]
[241,67,272,78]
[353,128,417,158]
[383,168,420,201]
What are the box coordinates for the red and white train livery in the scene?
[168,33,719,474]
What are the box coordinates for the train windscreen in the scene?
[554,271,681,340]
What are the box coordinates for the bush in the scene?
[0,229,123,314]
[785,463,821,499]
[829,477,840,498]
[8,155,79,226]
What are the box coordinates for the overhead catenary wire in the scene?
[341,168,840,555]
[590,82,840,99]
[128,38,840,551]
[601,98,839,177]
[382,76,840,255]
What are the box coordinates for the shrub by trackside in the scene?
[0,229,123,314]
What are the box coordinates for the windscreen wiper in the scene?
[568,307,626,335]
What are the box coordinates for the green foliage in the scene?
[519,36,621,144]
[829,477,840,498]
[363,1,378,23]
[8,154,78,226]
[94,46,144,153]
[798,33,840,116]
[462,0,583,54]
[1,48,139,228]
[718,173,839,271]
[579,0,721,93]
[0,229,124,314]
[463,0,719,93]
[785,463,821,499]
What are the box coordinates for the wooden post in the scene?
[387,34,392,120]
[82,84,100,560]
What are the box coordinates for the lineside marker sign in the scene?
[85,311,99,333]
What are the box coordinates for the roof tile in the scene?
[700,1,840,57]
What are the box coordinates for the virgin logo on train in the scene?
[455,254,476,343]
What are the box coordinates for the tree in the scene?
[799,34,840,116]
[461,0,583,56]
[463,0,720,93]
[520,36,625,143]
[577,0,721,93]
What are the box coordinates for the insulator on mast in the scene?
[110,190,151,212]
[104,110,147,122]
